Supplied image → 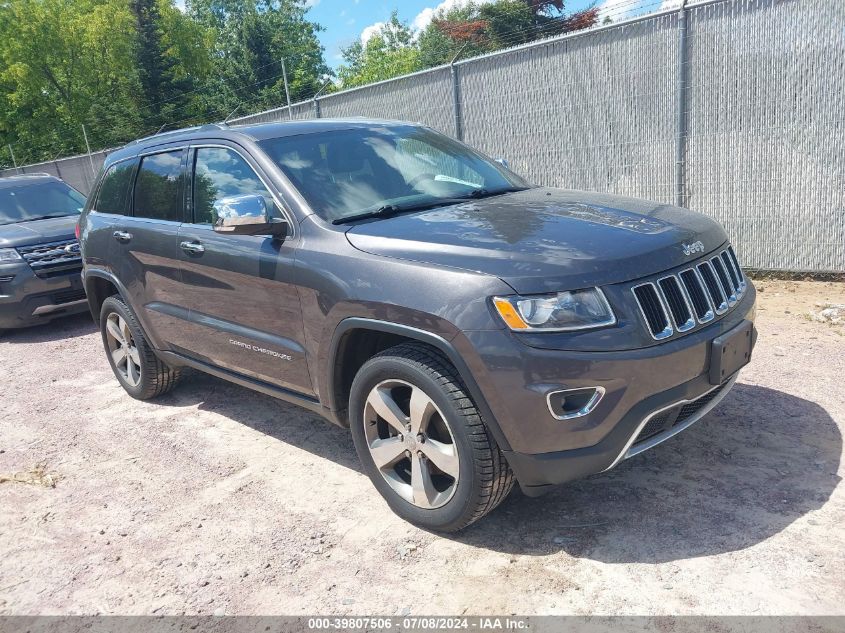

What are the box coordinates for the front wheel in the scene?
[349,343,514,532]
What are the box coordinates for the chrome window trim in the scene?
[657,274,696,332]
[546,386,606,421]
[603,373,738,473]
[632,281,674,340]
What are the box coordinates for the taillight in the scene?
[75,220,81,240]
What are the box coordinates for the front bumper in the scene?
[454,284,756,495]
[0,265,88,329]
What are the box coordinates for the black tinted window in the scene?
[95,161,135,215]
[133,151,183,221]
[193,148,274,225]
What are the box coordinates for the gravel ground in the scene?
[0,280,843,616]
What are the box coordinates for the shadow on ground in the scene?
[1,312,96,343]
[157,376,842,563]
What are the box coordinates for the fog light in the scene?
[547,387,605,420]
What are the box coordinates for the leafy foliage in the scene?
[0,0,329,167]
[337,12,422,89]
[0,0,597,168]
[337,0,596,88]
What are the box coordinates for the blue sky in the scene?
[305,0,666,69]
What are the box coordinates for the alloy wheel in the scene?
[363,379,459,509]
[105,312,142,387]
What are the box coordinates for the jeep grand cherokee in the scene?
[78,119,756,531]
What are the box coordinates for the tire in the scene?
[100,295,182,400]
[349,343,514,532]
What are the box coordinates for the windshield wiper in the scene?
[332,199,462,225]
[461,186,528,200]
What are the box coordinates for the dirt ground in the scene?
[0,280,843,616]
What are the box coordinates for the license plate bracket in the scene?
[709,320,753,385]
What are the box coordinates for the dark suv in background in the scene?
[0,174,88,331]
[78,119,756,531]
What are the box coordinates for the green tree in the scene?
[417,0,597,67]
[187,0,330,118]
[0,0,144,165]
[337,11,422,89]
[132,0,195,129]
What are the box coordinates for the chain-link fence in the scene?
[3,0,842,272]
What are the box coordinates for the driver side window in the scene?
[192,147,276,225]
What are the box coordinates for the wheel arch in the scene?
[83,269,126,325]
[326,318,511,451]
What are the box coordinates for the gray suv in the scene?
[0,174,88,330]
[78,119,756,531]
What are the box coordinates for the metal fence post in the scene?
[450,62,463,141]
[8,144,20,173]
[674,0,690,208]
[81,124,96,176]
[281,58,293,121]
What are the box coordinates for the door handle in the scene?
[113,231,132,243]
[180,240,205,255]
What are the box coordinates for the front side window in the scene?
[133,151,184,221]
[0,179,85,226]
[258,125,529,222]
[192,147,275,225]
[95,160,136,215]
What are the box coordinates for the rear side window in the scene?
[133,151,184,221]
[95,161,135,215]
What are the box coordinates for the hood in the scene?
[0,215,79,249]
[345,187,728,294]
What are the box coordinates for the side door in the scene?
[175,143,313,396]
[114,147,194,351]
[84,157,137,280]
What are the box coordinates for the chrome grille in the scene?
[633,246,746,341]
[15,239,82,279]
[632,283,672,340]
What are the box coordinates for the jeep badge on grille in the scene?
[682,240,705,256]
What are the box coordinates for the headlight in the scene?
[493,288,616,331]
[0,248,22,263]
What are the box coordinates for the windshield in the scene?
[0,179,86,226]
[258,126,530,222]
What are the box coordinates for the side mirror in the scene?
[494,157,509,169]
[212,194,288,237]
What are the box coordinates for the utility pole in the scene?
[81,124,96,176]
[8,144,19,173]
[281,57,293,121]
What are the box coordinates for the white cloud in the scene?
[360,21,386,45]
[303,0,320,8]
[358,0,496,47]
[412,0,496,32]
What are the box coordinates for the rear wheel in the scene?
[349,343,514,532]
[100,296,181,400]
